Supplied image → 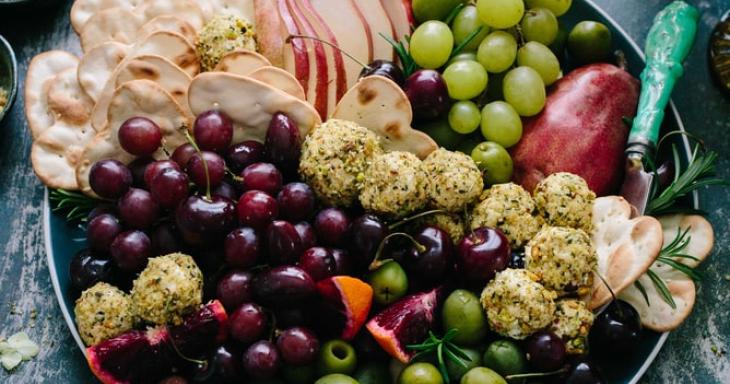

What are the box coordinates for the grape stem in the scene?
[287,34,372,70]
[388,209,447,230]
[369,232,426,271]
[183,130,212,201]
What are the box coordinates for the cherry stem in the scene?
[184,130,212,201]
[225,168,244,182]
[505,367,569,380]
[388,209,447,231]
[595,268,623,317]
[169,332,208,367]
[287,34,371,70]
[369,232,426,271]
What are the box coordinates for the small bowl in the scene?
[0,34,18,122]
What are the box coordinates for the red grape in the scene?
[404,69,450,122]
[216,270,254,311]
[360,59,405,85]
[128,157,154,187]
[242,341,280,379]
[149,223,182,255]
[117,188,160,229]
[212,182,238,201]
[187,151,226,188]
[89,159,133,199]
[276,327,319,366]
[237,190,278,230]
[294,222,317,250]
[194,110,234,152]
[87,213,122,254]
[143,160,181,188]
[229,303,267,344]
[150,168,189,209]
[118,117,162,156]
[314,208,351,247]
[266,221,303,265]
[265,113,301,173]
[224,227,260,268]
[171,143,197,169]
[240,163,283,195]
[277,183,315,222]
[298,247,335,281]
[253,265,316,305]
[110,230,152,271]
[349,214,388,271]
[456,227,510,287]
[405,226,454,286]
[69,249,114,290]
[330,248,351,275]
[226,141,264,173]
[525,331,567,371]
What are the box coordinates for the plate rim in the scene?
[41,0,699,381]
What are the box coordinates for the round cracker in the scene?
[70,0,143,34]
[77,41,130,102]
[80,8,144,52]
[138,15,198,46]
[24,51,79,139]
[47,68,95,126]
[247,66,306,101]
[620,268,696,332]
[658,214,714,268]
[214,49,271,75]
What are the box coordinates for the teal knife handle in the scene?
[628,1,699,150]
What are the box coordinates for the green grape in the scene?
[452,5,490,52]
[520,8,558,46]
[525,0,572,16]
[413,0,466,23]
[477,31,517,73]
[476,0,525,29]
[447,52,478,66]
[471,141,514,184]
[480,101,522,148]
[442,60,488,100]
[503,66,546,117]
[516,41,561,85]
[418,118,465,150]
[449,101,482,134]
[567,21,613,64]
[410,21,454,69]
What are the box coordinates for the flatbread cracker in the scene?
[194,0,255,21]
[24,51,79,138]
[70,0,142,33]
[331,75,438,159]
[214,49,271,75]
[588,196,663,310]
[76,80,191,195]
[137,15,198,46]
[247,67,306,101]
[188,72,321,143]
[77,42,131,102]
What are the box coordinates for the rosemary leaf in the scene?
[443,3,466,25]
[443,347,469,369]
[647,270,676,309]
[451,26,485,58]
[635,280,650,307]
[657,256,702,281]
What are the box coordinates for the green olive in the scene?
[483,340,527,377]
[368,261,409,305]
[471,141,513,184]
[567,21,612,64]
[354,362,391,384]
[318,340,358,376]
[442,289,488,345]
[460,367,507,384]
[314,373,359,384]
[445,347,482,381]
[398,362,444,384]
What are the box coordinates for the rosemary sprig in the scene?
[634,279,650,307]
[646,144,726,215]
[49,189,104,222]
[380,33,417,77]
[450,26,485,58]
[443,3,466,25]
[407,329,472,383]
[646,269,676,309]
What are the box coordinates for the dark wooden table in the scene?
[0,0,728,382]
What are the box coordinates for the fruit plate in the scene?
[44,0,698,383]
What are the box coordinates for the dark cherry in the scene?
[143,160,181,189]
[349,214,388,271]
[149,223,183,255]
[127,157,154,187]
[89,159,133,199]
[294,221,317,250]
[253,265,316,305]
[314,208,350,247]
[242,340,280,379]
[212,182,238,201]
[110,230,152,271]
[456,227,510,287]
[224,227,260,268]
[118,116,162,156]
[276,327,320,366]
[298,247,336,281]
[240,162,283,195]
[149,168,189,209]
[171,143,197,169]
[175,195,237,246]
[237,190,278,230]
[117,188,160,229]
[565,359,605,384]
[194,110,234,152]
[525,331,567,371]
[265,113,301,174]
[226,141,265,173]
[212,345,244,383]
[216,270,254,311]
[229,303,267,344]
[87,205,115,221]
[266,220,303,265]
[404,226,454,285]
[277,182,315,222]
[589,300,642,357]
[187,151,226,188]
[330,248,351,275]
[403,69,450,122]
[359,59,406,85]
[87,213,123,254]
[69,249,114,290]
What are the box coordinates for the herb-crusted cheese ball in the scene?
[525,226,597,295]
[299,119,383,207]
[422,148,484,212]
[533,172,596,232]
[359,151,428,218]
[550,299,594,355]
[470,183,541,249]
[419,212,466,244]
[481,269,557,339]
[131,253,203,325]
[74,282,136,346]
[196,14,257,71]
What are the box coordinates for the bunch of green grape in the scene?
[409,0,573,185]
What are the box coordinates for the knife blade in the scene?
[619,1,699,214]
